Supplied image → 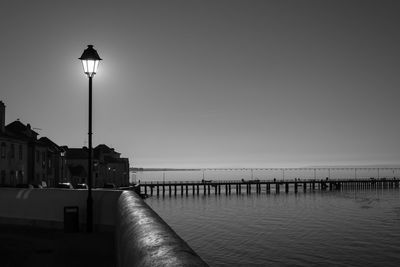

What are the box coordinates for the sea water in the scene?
[146,188,400,266]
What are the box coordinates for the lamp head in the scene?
[79,45,102,78]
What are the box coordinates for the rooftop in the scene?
[6,120,39,140]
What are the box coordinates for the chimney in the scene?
[26,123,32,137]
[0,101,5,133]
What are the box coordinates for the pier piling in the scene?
[138,178,399,198]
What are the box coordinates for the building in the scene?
[0,102,28,186]
[0,100,129,188]
[39,137,68,186]
[64,144,129,187]
[61,147,89,185]
[94,144,130,187]
[0,101,65,187]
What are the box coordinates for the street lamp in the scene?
[79,44,102,233]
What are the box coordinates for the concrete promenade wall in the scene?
[116,191,209,267]
[0,188,122,230]
[0,188,209,266]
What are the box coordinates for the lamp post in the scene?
[79,45,102,233]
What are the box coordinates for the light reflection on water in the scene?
[146,189,400,266]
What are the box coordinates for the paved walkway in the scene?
[0,225,115,267]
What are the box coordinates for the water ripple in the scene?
[147,189,400,266]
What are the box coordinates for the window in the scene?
[10,144,15,159]
[18,144,23,160]
[42,152,46,168]
[1,143,6,158]
[1,170,5,184]
[36,150,40,163]
[18,170,23,181]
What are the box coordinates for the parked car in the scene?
[75,183,88,189]
[56,182,74,189]
[16,184,34,188]
[103,183,116,189]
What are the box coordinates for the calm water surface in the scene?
[146,189,400,266]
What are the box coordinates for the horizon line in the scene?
[131,165,400,172]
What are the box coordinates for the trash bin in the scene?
[64,206,79,232]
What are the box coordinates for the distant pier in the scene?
[137,178,400,197]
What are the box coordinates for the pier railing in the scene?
[136,178,400,197]
[139,176,397,184]
[133,167,400,182]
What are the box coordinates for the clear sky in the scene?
[1,0,400,168]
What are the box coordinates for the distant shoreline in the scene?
[131,165,400,172]
[130,168,202,172]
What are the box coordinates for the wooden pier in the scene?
[137,178,400,197]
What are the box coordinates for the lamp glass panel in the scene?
[94,61,99,73]
[81,59,100,77]
[81,60,88,74]
[87,60,95,74]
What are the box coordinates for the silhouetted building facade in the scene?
[62,147,89,185]
[94,144,130,187]
[0,101,65,187]
[64,144,129,187]
[1,100,129,187]
[0,102,28,185]
[39,137,68,186]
